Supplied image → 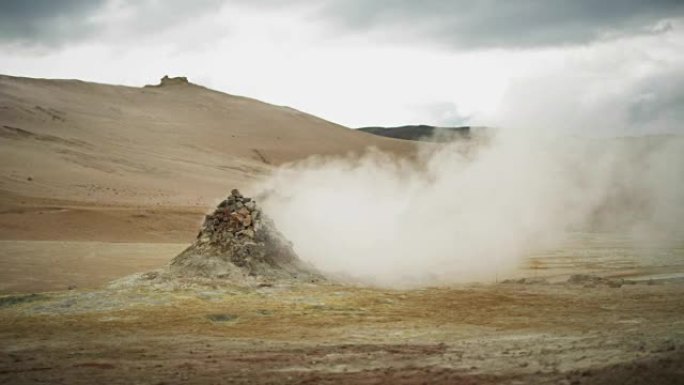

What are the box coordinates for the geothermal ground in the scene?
[1,234,683,385]
[1,76,683,384]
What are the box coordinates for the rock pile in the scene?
[170,189,320,281]
[145,75,190,88]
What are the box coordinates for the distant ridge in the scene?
[358,125,472,142]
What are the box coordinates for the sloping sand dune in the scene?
[0,74,414,241]
[0,74,413,205]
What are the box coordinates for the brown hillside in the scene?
[0,74,414,242]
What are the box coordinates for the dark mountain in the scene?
[357,125,472,142]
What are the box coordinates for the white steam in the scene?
[258,131,684,287]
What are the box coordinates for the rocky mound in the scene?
[144,75,190,87]
[169,189,320,282]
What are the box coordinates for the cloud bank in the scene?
[0,0,224,47]
[1,1,682,132]
[314,0,684,48]
[4,0,682,49]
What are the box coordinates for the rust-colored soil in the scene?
[1,281,683,384]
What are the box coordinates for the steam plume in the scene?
[257,130,684,287]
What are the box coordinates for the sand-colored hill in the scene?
[0,74,414,243]
[0,74,413,206]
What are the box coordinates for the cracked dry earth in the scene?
[1,280,683,384]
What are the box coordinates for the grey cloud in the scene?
[5,1,683,49]
[0,0,224,47]
[0,0,106,45]
[314,0,684,49]
[629,69,684,131]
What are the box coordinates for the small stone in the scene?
[229,212,245,229]
[242,214,252,227]
[239,229,255,238]
[231,189,242,198]
[206,314,237,322]
[141,271,159,280]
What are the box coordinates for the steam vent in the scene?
[170,189,320,281]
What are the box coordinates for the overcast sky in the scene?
[1,0,683,134]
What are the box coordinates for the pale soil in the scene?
[0,192,202,243]
[0,240,185,294]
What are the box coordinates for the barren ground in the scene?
[1,229,683,384]
[1,195,683,385]
[1,277,683,384]
[1,75,682,384]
